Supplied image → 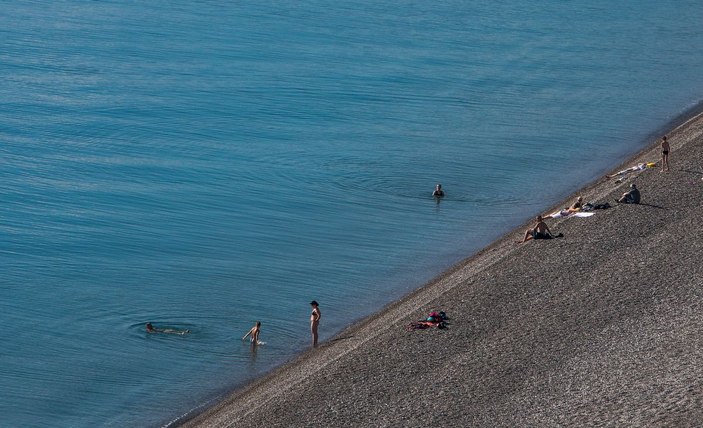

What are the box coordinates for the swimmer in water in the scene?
[145,322,190,335]
[242,321,262,345]
[432,183,445,198]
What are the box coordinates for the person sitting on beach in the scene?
[146,322,190,335]
[432,183,445,198]
[519,215,554,243]
[568,196,583,212]
[242,321,262,345]
[617,183,640,204]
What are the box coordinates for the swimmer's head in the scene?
[310,300,319,307]
[256,321,261,327]
[146,323,154,331]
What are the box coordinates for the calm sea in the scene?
[2,1,702,426]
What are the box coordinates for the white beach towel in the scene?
[547,210,595,219]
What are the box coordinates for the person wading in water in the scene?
[310,301,321,347]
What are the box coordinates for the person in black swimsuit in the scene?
[432,183,445,198]
[310,301,321,347]
[661,135,670,172]
[519,215,554,243]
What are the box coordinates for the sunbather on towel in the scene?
[406,311,449,330]
[606,163,646,179]
[567,196,583,212]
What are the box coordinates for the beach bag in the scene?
[427,311,441,322]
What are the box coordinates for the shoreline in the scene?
[177,107,703,427]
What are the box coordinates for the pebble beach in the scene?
[180,110,703,427]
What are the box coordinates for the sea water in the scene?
[1,1,702,426]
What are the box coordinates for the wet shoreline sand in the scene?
[180,109,703,427]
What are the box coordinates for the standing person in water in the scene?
[310,301,321,347]
[661,135,670,172]
[242,321,262,345]
[432,183,445,198]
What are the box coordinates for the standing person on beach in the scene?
[242,321,262,345]
[661,135,670,172]
[310,301,321,347]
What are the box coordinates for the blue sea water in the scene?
[1,1,703,426]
